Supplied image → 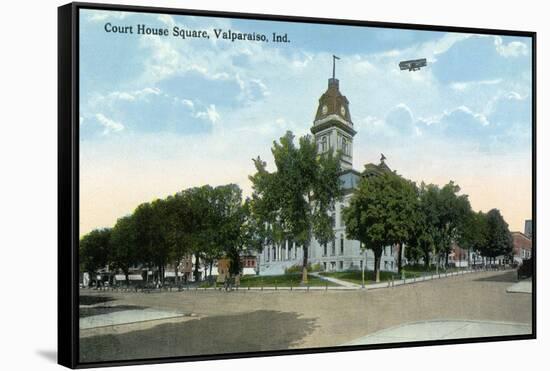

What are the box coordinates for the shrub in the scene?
[284,263,322,274]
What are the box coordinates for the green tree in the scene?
[408,183,438,268]
[484,209,513,265]
[436,181,472,266]
[211,184,247,279]
[149,198,171,283]
[79,228,111,285]
[406,208,434,268]
[419,182,471,269]
[181,185,218,281]
[459,210,488,266]
[343,172,417,282]
[132,202,156,281]
[110,215,138,285]
[392,177,418,275]
[132,199,172,284]
[164,193,193,283]
[249,131,342,283]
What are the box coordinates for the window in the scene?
[340,234,344,255]
[321,136,327,152]
[323,262,327,271]
[331,238,336,256]
[339,261,344,270]
[340,205,345,227]
[342,137,348,156]
[323,243,327,257]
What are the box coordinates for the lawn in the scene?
[319,270,401,285]
[320,266,466,285]
[200,273,339,288]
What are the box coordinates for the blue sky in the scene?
[79,9,533,234]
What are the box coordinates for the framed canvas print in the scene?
[58,2,536,368]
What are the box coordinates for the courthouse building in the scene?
[258,74,399,275]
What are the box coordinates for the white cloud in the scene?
[450,79,502,92]
[180,99,194,109]
[431,33,472,56]
[448,105,490,126]
[194,104,220,124]
[157,14,175,26]
[93,87,162,105]
[494,36,528,57]
[85,10,128,22]
[95,113,124,135]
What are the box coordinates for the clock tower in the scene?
[311,57,356,170]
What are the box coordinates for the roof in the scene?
[311,78,355,136]
[363,160,393,177]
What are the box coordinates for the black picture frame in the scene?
[58,2,537,368]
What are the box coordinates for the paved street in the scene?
[79,270,532,363]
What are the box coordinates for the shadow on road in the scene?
[80,295,116,306]
[80,310,317,363]
[474,271,517,283]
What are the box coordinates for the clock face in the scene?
[322,105,328,115]
[340,106,346,116]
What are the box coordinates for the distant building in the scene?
[524,219,533,239]
[512,231,532,265]
[449,243,471,267]
[241,255,257,275]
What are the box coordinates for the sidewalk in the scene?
[345,319,532,345]
[83,269,512,293]
[80,308,187,329]
[506,279,532,294]
[309,272,361,288]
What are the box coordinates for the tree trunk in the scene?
[209,261,213,278]
[174,259,180,284]
[124,270,129,286]
[194,254,200,281]
[302,245,309,284]
[424,251,430,269]
[374,250,381,283]
[445,250,449,268]
[397,243,403,275]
